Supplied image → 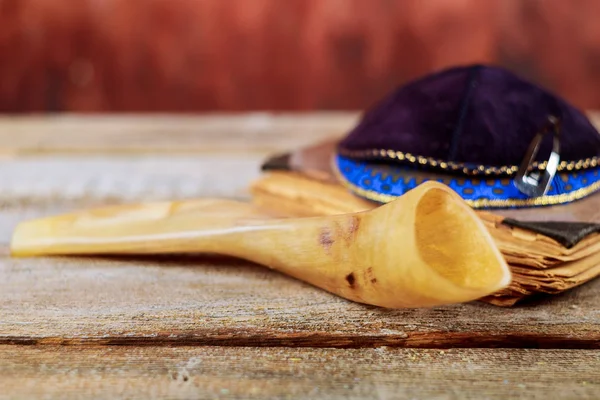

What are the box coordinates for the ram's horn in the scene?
[10,181,511,308]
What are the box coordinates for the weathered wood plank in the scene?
[0,113,357,155]
[0,155,263,205]
[0,112,597,155]
[1,346,598,400]
[0,239,598,348]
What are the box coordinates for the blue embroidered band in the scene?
[334,154,600,209]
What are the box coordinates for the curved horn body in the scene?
[10,182,510,308]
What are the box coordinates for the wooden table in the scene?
[1,114,599,399]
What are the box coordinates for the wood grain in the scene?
[0,113,356,155]
[1,346,598,400]
[0,240,598,348]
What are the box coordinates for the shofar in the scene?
[10,181,511,308]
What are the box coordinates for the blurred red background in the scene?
[1,0,600,113]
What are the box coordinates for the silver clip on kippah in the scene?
[515,116,561,198]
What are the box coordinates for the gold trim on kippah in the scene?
[338,148,599,177]
[331,157,600,209]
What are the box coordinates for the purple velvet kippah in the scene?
[338,65,600,175]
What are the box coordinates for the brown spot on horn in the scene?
[319,227,334,253]
[346,272,356,287]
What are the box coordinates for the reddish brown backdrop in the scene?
[1,0,600,112]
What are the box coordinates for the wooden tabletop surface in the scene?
[1,113,599,399]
